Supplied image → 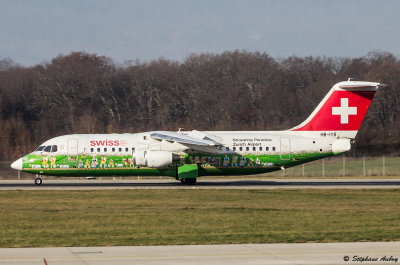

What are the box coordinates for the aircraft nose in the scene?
[11,158,23,171]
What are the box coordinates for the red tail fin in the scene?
[291,81,382,138]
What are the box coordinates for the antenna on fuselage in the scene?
[348,77,354,81]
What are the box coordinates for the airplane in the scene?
[11,80,383,185]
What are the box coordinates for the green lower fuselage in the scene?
[22,151,335,178]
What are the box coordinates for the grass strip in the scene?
[0,189,400,247]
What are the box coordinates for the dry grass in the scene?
[0,189,400,247]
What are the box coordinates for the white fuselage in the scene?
[35,130,341,158]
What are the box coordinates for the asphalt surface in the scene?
[0,178,400,189]
[1,242,399,265]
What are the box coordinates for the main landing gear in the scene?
[177,164,198,185]
[180,178,197,185]
[34,175,43,185]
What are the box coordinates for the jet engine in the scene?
[134,150,178,168]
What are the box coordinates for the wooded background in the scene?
[1,50,399,160]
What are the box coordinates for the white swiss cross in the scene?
[332,98,357,124]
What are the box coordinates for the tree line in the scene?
[1,50,399,160]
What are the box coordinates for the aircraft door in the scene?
[67,139,79,163]
[280,137,291,160]
[132,147,136,166]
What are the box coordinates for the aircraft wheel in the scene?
[180,178,197,185]
[34,177,42,185]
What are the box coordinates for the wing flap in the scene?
[150,131,221,147]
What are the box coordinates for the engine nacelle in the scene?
[134,149,147,166]
[146,151,173,168]
[134,150,174,168]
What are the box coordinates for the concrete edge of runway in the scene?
[0,178,400,189]
[1,242,400,265]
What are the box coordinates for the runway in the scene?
[0,178,400,189]
[0,242,399,265]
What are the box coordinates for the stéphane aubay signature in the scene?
[11,80,383,185]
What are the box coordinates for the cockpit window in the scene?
[35,146,45,152]
[51,145,57,152]
[44,146,52,152]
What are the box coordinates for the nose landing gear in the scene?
[34,175,43,185]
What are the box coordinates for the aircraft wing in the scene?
[150,131,221,147]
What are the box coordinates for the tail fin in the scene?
[291,80,382,139]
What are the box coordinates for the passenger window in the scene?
[112,148,115,152]
[104,148,107,152]
[226,147,230,151]
[44,146,51,152]
[119,147,122,152]
[259,147,262,151]
[125,148,129,152]
[51,145,57,152]
[97,148,100,152]
[272,147,276,151]
[266,146,269,151]
[239,147,243,151]
[253,147,256,151]
[246,147,249,151]
[233,147,236,151]
[90,148,94,152]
